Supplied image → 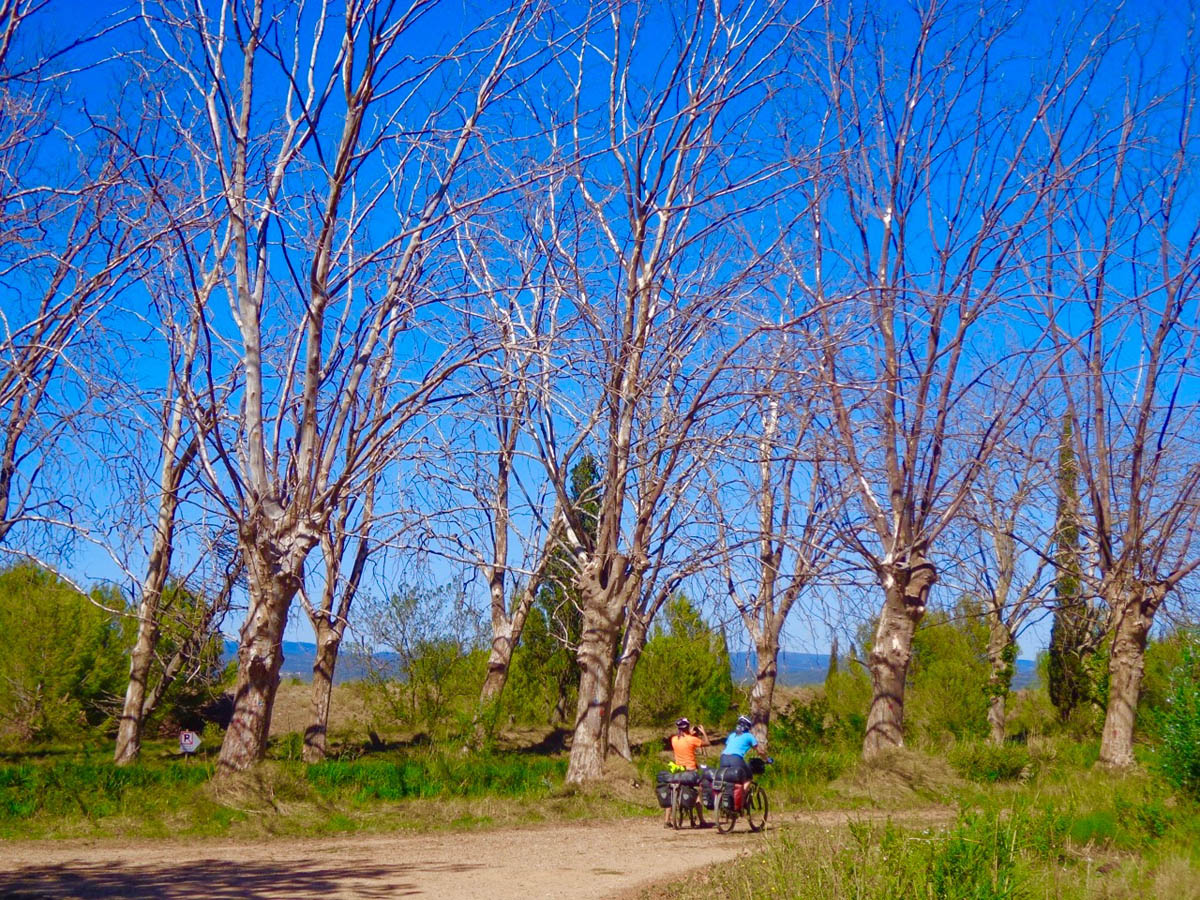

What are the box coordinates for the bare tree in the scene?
[298,478,376,763]
[0,3,150,549]
[420,182,576,734]
[715,348,844,750]
[1045,31,1200,767]
[958,423,1058,745]
[523,0,800,783]
[803,0,1112,758]
[133,0,545,772]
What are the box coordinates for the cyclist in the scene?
[717,715,758,809]
[664,717,709,826]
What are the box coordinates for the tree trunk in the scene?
[1098,582,1165,768]
[478,594,534,713]
[303,620,341,763]
[607,615,649,761]
[114,608,159,765]
[748,635,779,751]
[218,554,299,774]
[863,560,936,758]
[985,618,1014,746]
[565,592,624,783]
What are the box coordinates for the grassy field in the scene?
[642,740,1200,900]
[2,679,1198,899]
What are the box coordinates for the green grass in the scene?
[305,753,566,801]
[645,738,1200,900]
[0,741,589,839]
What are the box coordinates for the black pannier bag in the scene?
[656,770,672,783]
[717,765,745,783]
[714,779,734,812]
[679,785,699,808]
[675,769,702,785]
[749,756,766,776]
[655,782,673,808]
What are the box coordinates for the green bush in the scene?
[1156,630,1200,799]
[906,598,990,744]
[630,595,732,727]
[0,563,132,743]
[948,741,1033,783]
[823,661,872,744]
[772,692,830,747]
[356,584,488,738]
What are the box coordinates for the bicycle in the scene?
[656,769,708,830]
[714,757,771,834]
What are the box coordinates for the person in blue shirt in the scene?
[719,715,758,783]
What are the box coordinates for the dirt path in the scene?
[0,807,953,899]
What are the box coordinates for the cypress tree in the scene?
[1047,416,1095,721]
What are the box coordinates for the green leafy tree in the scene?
[0,563,132,742]
[905,596,991,744]
[630,595,732,727]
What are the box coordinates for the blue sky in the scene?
[9,0,1198,668]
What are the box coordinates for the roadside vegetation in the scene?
[4,585,1198,899]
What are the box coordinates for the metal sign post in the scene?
[179,730,202,760]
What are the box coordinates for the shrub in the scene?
[0,563,132,743]
[1157,629,1200,799]
[630,595,732,727]
[823,661,872,744]
[948,741,1033,783]
[905,597,991,744]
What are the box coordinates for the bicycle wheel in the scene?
[671,787,686,830]
[745,783,768,832]
[716,804,737,833]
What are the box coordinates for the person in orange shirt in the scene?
[670,717,708,769]
[665,717,710,825]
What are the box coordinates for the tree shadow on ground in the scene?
[0,856,485,899]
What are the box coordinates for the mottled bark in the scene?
[114,416,197,765]
[218,538,308,773]
[566,578,626,783]
[748,635,779,751]
[607,615,649,761]
[1098,582,1165,768]
[478,586,535,711]
[303,620,340,763]
[114,610,159,765]
[985,618,1014,746]
[863,560,936,758]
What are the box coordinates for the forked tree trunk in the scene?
[748,635,780,751]
[566,587,626,783]
[986,618,1015,746]
[218,548,304,773]
[607,615,649,761]
[863,560,936,758]
[1098,582,1165,768]
[303,620,341,763]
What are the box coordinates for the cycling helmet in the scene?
[735,715,752,733]
[675,717,691,730]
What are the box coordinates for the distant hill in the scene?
[728,650,1038,689]
[223,640,1038,690]
[221,639,384,683]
